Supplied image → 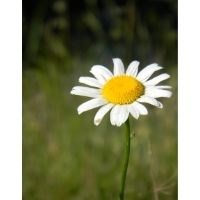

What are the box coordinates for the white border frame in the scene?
[0,0,22,199]
[179,0,200,199]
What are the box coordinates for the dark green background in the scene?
[23,0,177,199]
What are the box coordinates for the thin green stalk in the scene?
[119,118,131,200]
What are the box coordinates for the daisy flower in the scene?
[71,58,172,126]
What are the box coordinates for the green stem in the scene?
[119,118,131,200]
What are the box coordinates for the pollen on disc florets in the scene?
[101,75,145,105]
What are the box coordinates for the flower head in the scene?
[71,58,172,126]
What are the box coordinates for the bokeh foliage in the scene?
[23,0,177,199]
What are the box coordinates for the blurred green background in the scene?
[23,0,177,199]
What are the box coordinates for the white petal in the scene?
[90,65,113,81]
[71,86,100,98]
[94,103,113,126]
[136,63,162,82]
[113,58,125,75]
[144,73,170,86]
[79,77,102,88]
[137,95,163,108]
[132,102,148,115]
[154,85,172,89]
[77,98,106,114]
[90,65,112,84]
[128,104,139,119]
[145,88,172,98]
[126,61,139,77]
[110,105,129,126]
[90,70,105,84]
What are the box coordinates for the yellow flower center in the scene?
[101,75,145,105]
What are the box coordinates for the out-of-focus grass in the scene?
[23,60,177,200]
